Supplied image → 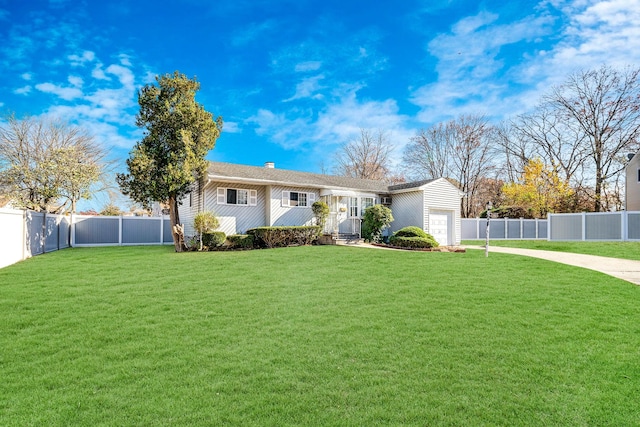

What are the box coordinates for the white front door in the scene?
[429,211,450,246]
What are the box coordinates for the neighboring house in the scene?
[179,161,463,246]
[626,151,640,211]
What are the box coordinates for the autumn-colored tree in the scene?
[501,158,573,218]
[117,72,223,252]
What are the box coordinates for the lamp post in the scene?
[485,201,492,258]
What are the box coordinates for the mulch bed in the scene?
[370,243,466,252]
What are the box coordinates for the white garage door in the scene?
[429,211,450,246]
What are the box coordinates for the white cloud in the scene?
[295,61,322,72]
[68,50,95,66]
[106,64,135,89]
[68,75,83,87]
[92,64,110,80]
[248,84,413,163]
[21,72,32,81]
[412,0,640,125]
[222,121,240,133]
[283,75,326,102]
[14,85,32,95]
[35,82,83,100]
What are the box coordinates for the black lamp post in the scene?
[485,201,492,257]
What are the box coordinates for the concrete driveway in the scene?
[464,245,640,285]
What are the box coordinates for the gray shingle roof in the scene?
[388,179,437,191]
[207,162,392,193]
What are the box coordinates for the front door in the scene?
[429,211,451,246]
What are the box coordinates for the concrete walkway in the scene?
[464,245,640,285]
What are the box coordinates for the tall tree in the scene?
[403,115,495,217]
[334,128,394,181]
[0,114,107,213]
[117,71,222,252]
[534,66,640,212]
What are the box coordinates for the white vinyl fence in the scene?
[1,208,172,268]
[461,217,548,240]
[548,211,640,241]
[0,208,72,268]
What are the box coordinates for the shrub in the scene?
[202,231,226,248]
[247,226,321,248]
[312,201,330,230]
[388,236,438,249]
[393,226,429,238]
[389,226,439,248]
[362,204,394,243]
[194,211,220,251]
[226,234,254,249]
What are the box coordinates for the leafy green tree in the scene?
[117,71,223,252]
[194,211,220,251]
[361,204,394,243]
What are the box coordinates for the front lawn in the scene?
[462,239,640,260]
[1,246,639,425]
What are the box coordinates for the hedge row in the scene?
[226,234,254,249]
[247,226,321,248]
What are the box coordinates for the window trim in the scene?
[217,187,258,206]
[282,190,315,208]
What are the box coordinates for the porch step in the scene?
[334,233,363,245]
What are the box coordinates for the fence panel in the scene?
[461,218,547,240]
[74,216,120,245]
[122,217,162,244]
[163,220,173,243]
[522,221,537,238]
[549,214,583,240]
[629,213,640,240]
[548,211,638,241]
[0,208,25,269]
[585,213,622,240]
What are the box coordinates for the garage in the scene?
[429,210,452,246]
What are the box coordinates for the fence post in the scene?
[622,211,628,241]
[519,218,523,239]
[581,212,586,241]
[22,209,27,262]
[118,215,123,246]
[70,213,75,247]
[547,214,552,241]
[160,216,164,244]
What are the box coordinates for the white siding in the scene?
[626,153,640,211]
[177,182,203,237]
[204,181,266,235]
[388,191,424,233]
[269,185,318,227]
[423,178,462,245]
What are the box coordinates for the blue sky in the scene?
[1,0,640,209]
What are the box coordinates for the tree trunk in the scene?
[169,195,184,252]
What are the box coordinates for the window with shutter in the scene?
[249,190,257,206]
[282,191,290,207]
[217,188,225,204]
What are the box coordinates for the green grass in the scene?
[462,239,640,260]
[2,245,640,425]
